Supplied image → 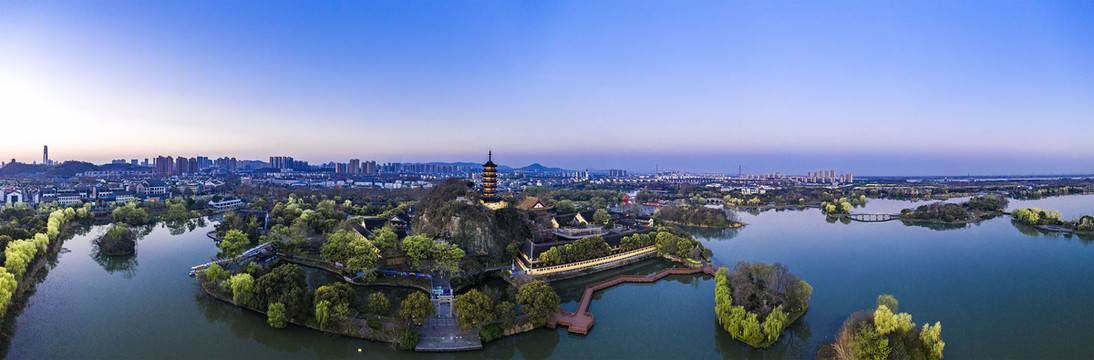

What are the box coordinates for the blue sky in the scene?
[0,1,1091,175]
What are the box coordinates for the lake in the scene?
[6,195,1093,359]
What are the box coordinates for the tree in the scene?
[370,226,399,250]
[267,302,288,328]
[401,235,434,270]
[315,283,355,310]
[592,209,610,225]
[229,273,255,306]
[453,289,495,332]
[920,322,945,359]
[0,268,18,317]
[4,239,37,277]
[851,324,891,360]
[516,280,560,326]
[432,242,465,274]
[112,203,151,225]
[399,292,435,325]
[315,300,333,329]
[495,301,515,328]
[877,294,898,312]
[367,292,391,315]
[218,229,250,258]
[200,263,229,285]
[255,264,311,321]
[555,200,575,214]
[762,305,788,343]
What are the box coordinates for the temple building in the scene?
[480,151,508,210]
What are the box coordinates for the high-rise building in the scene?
[363,160,378,175]
[348,159,360,174]
[43,145,48,165]
[155,156,173,176]
[175,157,189,175]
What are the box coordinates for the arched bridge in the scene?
[844,213,901,222]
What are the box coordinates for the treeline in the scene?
[198,263,558,350]
[900,195,1008,223]
[820,196,868,215]
[1010,186,1086,200]
[817,295,944,360]
[536,235,611,266]
[1012,208,1094,233]
[713,262,812,348]
[1,207,83,318]
[451,280,560,343]
[656,205,740,228]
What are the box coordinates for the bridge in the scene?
[843,213,901,222]
[548,265,717,334]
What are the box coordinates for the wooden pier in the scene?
[548,265,717,334]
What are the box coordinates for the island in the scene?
[817,295,945,360]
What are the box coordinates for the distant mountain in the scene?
[513,163,570,173]
[418,161,571,173]
[0,161,119,178]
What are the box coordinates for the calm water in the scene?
[6,196,1094,359]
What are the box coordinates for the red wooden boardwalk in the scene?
[548,265,717,334]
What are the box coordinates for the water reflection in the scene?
[91,250,139,278]
[899,221,968,231]
[1010,220,1093,245]
[712,315,811,359]
[516,328,559,360]
[688,226,741,240]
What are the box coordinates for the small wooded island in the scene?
[713,262,813,348]
[94,223,137,256]
[817,295,945,360]
[898,195,1008,224]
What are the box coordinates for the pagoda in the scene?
[480,150,508,210]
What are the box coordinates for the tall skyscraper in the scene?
[43,145,48,165]
[349,159,360,174]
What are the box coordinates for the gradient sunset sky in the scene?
[1,1,1091,175]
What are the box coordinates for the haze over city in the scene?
[1,1,1091,175]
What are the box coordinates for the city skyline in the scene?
[1,1,1091,175]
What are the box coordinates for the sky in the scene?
[0,1,1091,176]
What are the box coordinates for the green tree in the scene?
[851,324,891,360]
[315,300,333,329]
[267,302,288,328]
[398,292,435,325]
[4,239,37,277]
[112,203,151,225]
[874,304,898,335]
[229,273,255,306]
[516,280,560,326]
[453,289,495,331]
[432,242,465,274]
[370,226,399,249]
[495,301,515,328]
[367,292,391,315]
[255,264,312,321]
[920,322,945,359]
[555,200,576,214]
[877,294,899,312]
[218,229,250,258]
[401,235,434,270]
[592,209,610,225]
[762,305,788,343]
[200,263,229,285]
[314,282,355,309]
[0,268,18,317]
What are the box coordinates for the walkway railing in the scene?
[549,265,716,334]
